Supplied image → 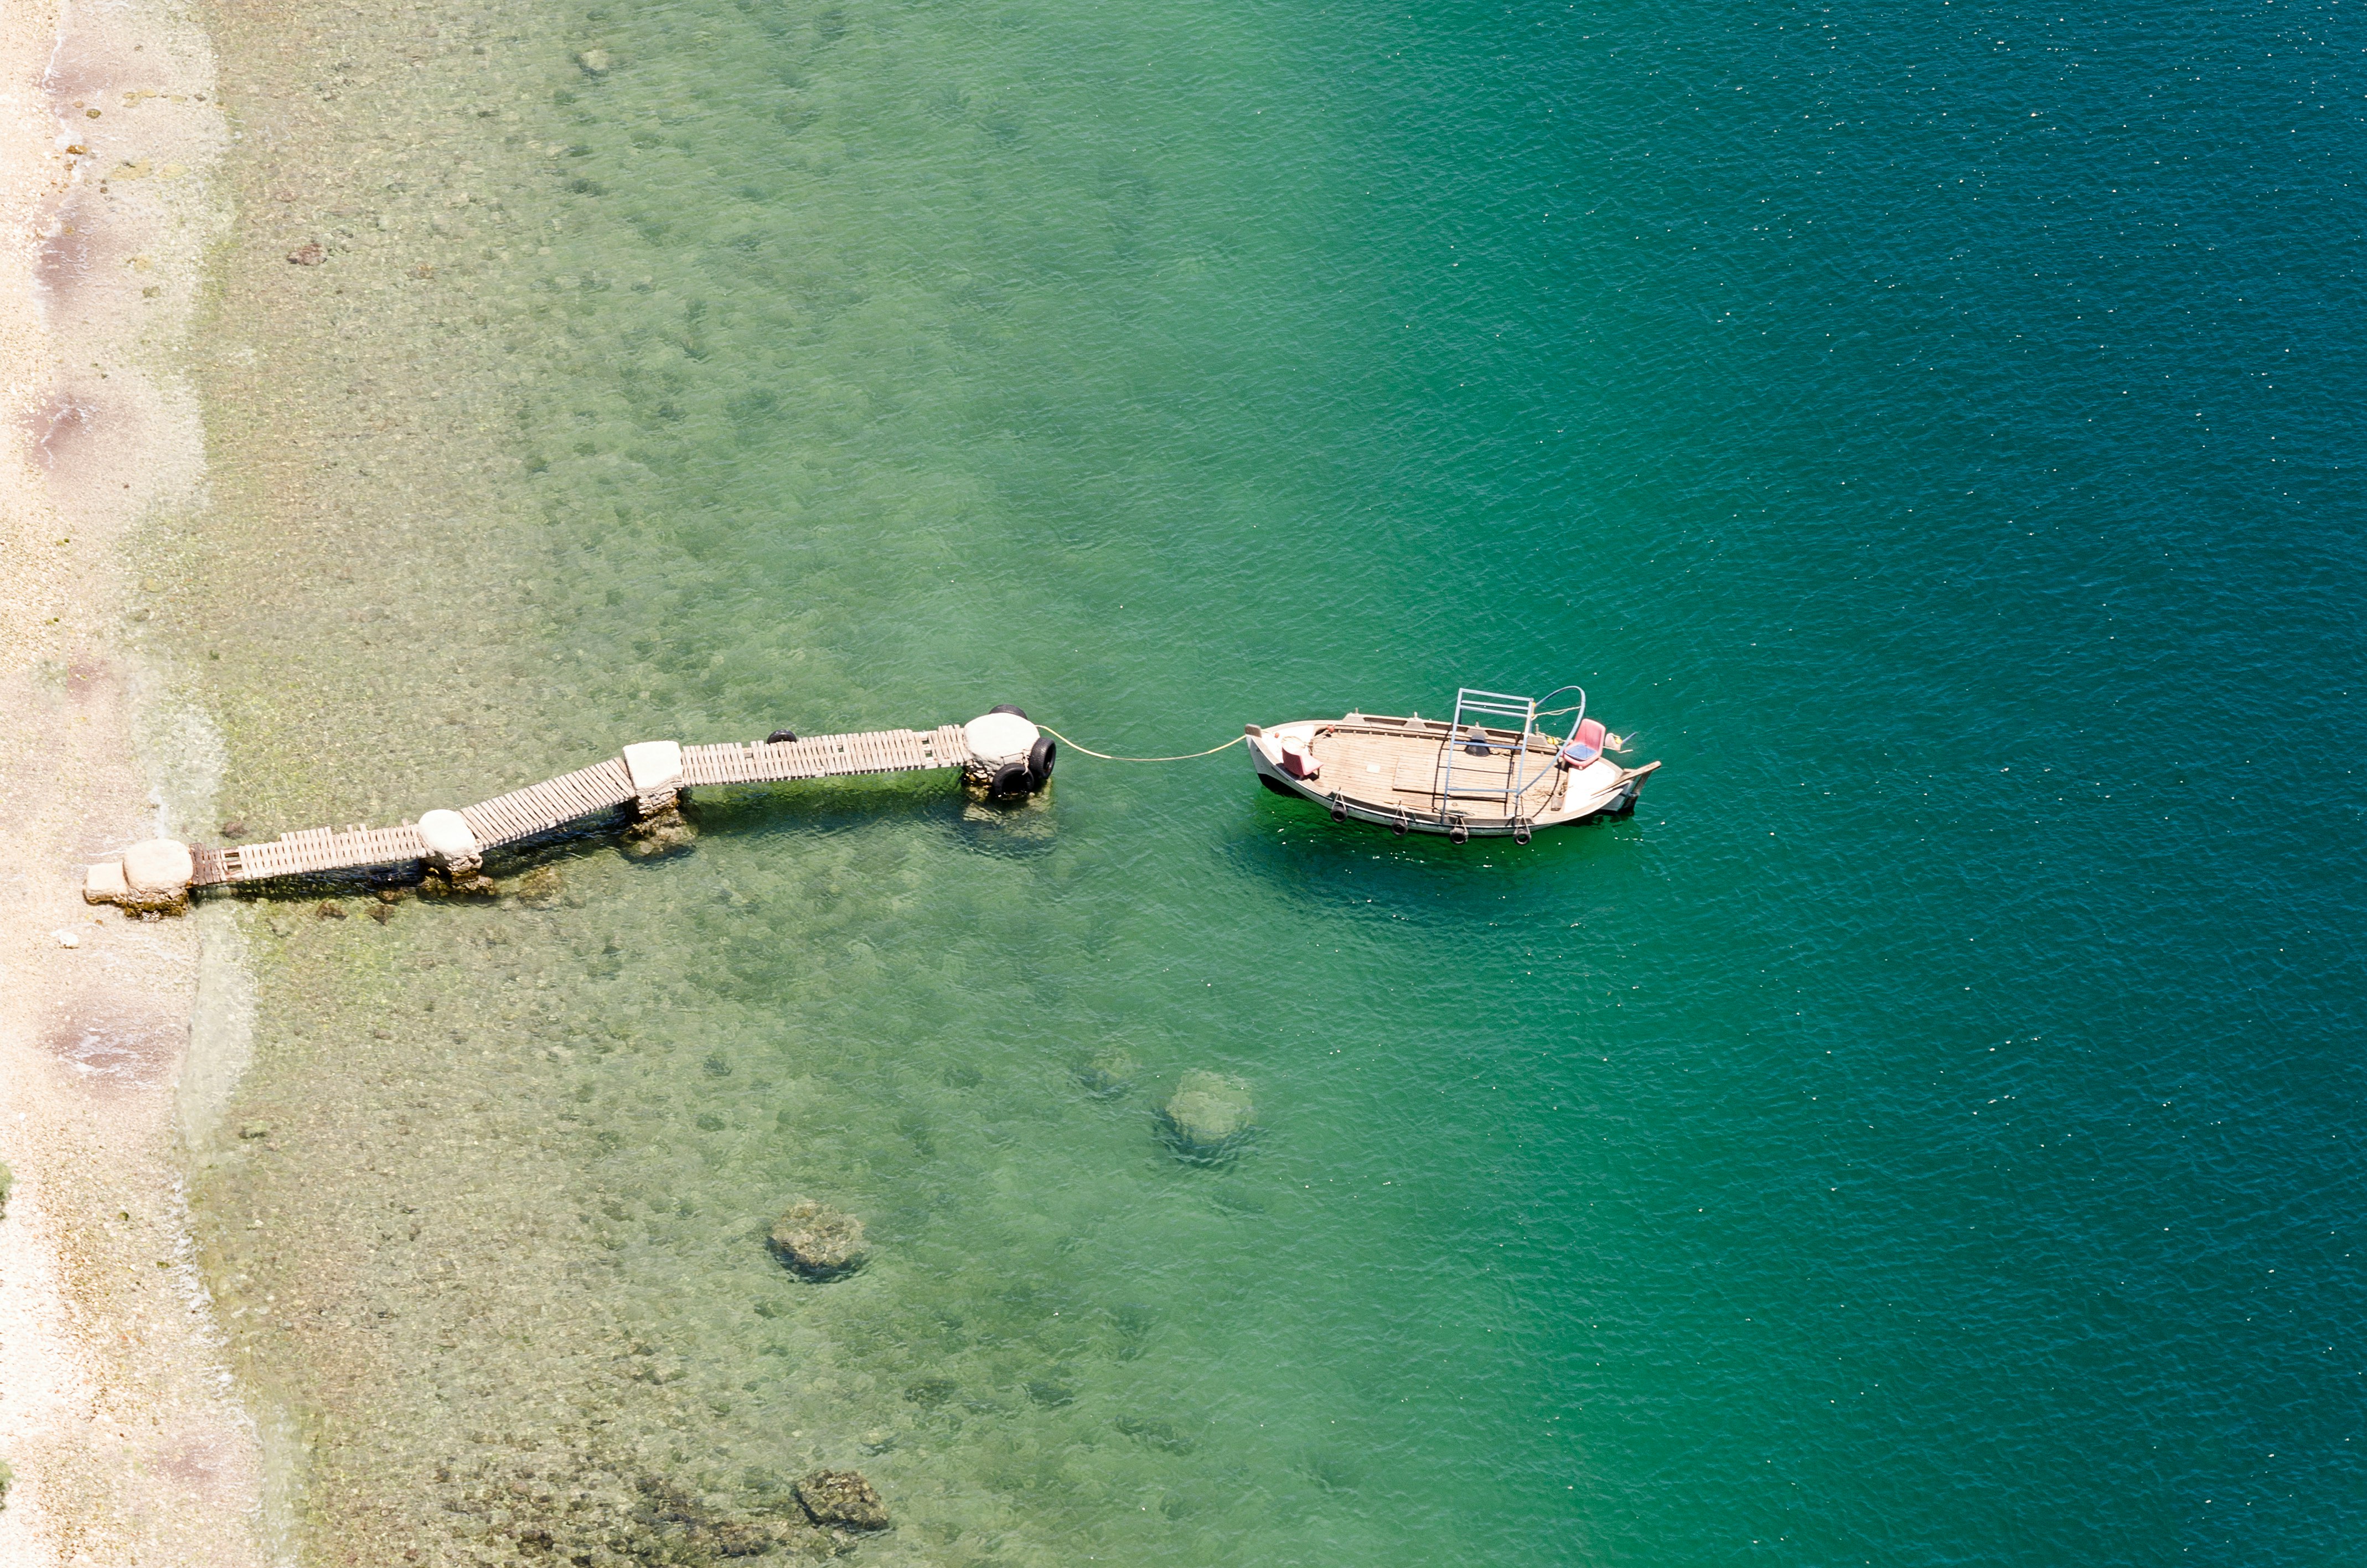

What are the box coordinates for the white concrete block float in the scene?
[622,739,685,816]
[85,837,195,914]
[82,858,128,904]
[125,837,195,892]
[960,708,1055,799]
[416,809,483,877]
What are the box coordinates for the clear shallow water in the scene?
[168,0,2365,1561]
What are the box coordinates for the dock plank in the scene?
[683,728,963,788]
[201,823,429,884]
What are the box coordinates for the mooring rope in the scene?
[1038,728,1247,763]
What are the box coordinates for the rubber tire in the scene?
[989,703,1029,718]
[990,762,1033,798]
[1027,736,1057,789]
[1449,824,1470,845]
[1329,798,1347,824]
[1257,773,1297,797]
[765,729,799,744]
[1392,819,1407,837]
[1513,822,1532,846]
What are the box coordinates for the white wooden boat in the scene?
[1245,686,1658,843]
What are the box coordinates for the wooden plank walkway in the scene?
[461,758,635,850]
[681,725,968,787]
[187,725,977,888]
[194,824,431,886]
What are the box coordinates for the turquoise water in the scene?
[178,0,2365,1561]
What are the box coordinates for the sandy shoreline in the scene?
[0,2,269,1563]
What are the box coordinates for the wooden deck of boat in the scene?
[1305,719,1567,818]
[187,725,974,889]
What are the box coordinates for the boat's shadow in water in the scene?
[1223,787,1645,907]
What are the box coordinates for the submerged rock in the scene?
[1114,1414,1198,1454]
[437,1457,834,1568]
[514,864,565,907]
[795,1469,890,1532]
[902,1376,956,1407]
[622,806,696,859]
[1077,1046,1139,1099]
[768,1199,867,1280]
[1161,1072,1254,1158]
[1112,1303,1155,1360]
[423,868,500,898]
[700,1517,778,1555]
[616,1468,809,1561]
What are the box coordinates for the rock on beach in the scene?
[768,1199,867,1280]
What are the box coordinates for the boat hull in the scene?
[1244,716,1657,839]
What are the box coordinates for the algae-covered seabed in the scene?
[154,0,2366,1562]
[165,0,1450,1562]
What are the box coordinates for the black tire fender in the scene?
[766,729,799,744]
[990,762,1033,798]
[1027,735,1057,789]
[989,703,1029,718]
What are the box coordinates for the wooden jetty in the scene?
[83,713,1044,913]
